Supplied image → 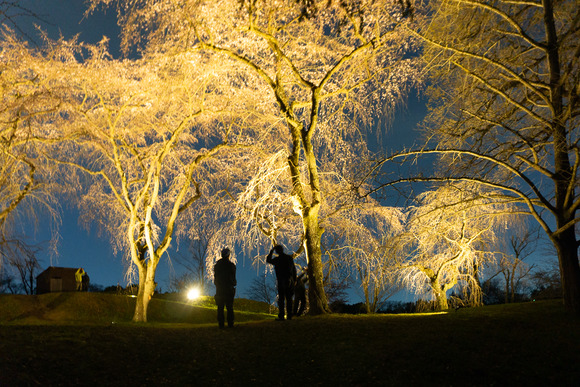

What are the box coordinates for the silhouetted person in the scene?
[267,245,297,320]
[293,269,307,316]
[82,273,90,292]
[214,248,237,328]
[75,268,85,291]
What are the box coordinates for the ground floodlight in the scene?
[187,287,201,301]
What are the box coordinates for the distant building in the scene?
[36,267,90,294]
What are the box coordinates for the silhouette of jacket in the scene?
[267,247,297,320]
[214,257,236,328]
[214,258,237,296]
[294,271,307,316]
[266,250,297,286]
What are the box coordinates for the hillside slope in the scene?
[0,293,274,324]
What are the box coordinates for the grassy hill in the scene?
[0,296,578,386]
[0,292,274,325]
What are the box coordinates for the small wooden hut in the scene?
[36,267,89,294]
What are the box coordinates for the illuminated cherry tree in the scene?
[334,203,405,312]
[90,0,422,313]
[18,37,266,321]
[0,31,61,271]
[397,183,515,310]
[372,0,580,314]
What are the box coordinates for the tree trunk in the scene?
[510,271,516,303]
[132,253,159,322]
[554,229,580,315]
[304,209,331,314]
[434,291,448,311]
[133,269,157,322]
[283,110,330,315]
[542,0,580,315]
[431,278,449,311]
[302,127,331,315]
[504,277,509,304]
[364,289,371,314]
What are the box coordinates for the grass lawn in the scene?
[0,294,578,386]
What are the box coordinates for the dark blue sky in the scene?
[12,0,424,302]
[14,0,121,54]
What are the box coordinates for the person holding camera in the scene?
[294,268,308,316]
[266,245,297,321]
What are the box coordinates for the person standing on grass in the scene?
[82,272,90,292]
[214,248,237,328]
[267,245,297,321]
[75,267,85,291]
[293,268,307,316]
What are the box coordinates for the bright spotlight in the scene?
[187,287,201,301]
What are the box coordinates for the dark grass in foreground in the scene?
[1,298,579,386]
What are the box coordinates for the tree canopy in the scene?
[88,0,422,314]
[371,0,580,313]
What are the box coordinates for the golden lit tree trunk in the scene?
[133,261,149,322]
[301,122,331,314]
[419,264,460,311]
[430,277,449,311]
[286,117,331,314]
[128,237,155,322]
[133,263,159,322]
[303,206,330,314]
[130,238,162,322]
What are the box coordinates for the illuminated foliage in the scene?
[0,31,61,270]
[5,35,267,321]
[90,0,422,314]
[373,0,580,314]
[397,183,515,310]
[333,203,405,312]
[0,0,61,278]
